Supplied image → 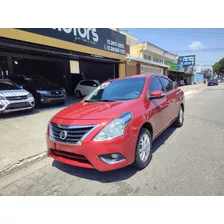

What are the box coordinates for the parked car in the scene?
[10,76,67,107]
[46,74,185,171]
[207,78,218,86]
[0,78,35,114]
[74,79,100,98]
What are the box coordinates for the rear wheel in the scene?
[173,106,184,127]
[75,90,81,98]
[133,128,152,169]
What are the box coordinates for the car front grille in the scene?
[51,90,63,96]
[6,95,28,100]
[6,102,31,110]
[50,123,95,144]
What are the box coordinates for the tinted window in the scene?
[148,77,164,94]
[160,77,173,92]
[80,80,98,87]
[85,78,146,101]
[10,77,25,86]
[0,80,20,90]
[26,77,52,89]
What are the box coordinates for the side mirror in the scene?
[149,90,165,99]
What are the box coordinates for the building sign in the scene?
[16,28,126,55]
[178,55,195,67]
[164,61,178,71]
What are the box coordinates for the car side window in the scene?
[80,81,88,86]
[89,81,97,86]
[148,76,164,94]
[160,77,173,92]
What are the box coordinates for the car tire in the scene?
[132,128,152,169]
[173,106,184,127]
[75,90,82,98]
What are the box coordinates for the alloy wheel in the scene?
[139,133,151,162]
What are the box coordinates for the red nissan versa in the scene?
[46,74,185,171]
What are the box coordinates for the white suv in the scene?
[74,80,100,98]
[0,79,35,113]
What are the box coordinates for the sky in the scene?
[125,28,224,69]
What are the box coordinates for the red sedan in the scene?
[46,74,185,171]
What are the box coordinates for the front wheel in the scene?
[133,128,152,169]
[173,106,184,127]
[75,90,81,98]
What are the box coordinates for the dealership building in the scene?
[0,28,131,95]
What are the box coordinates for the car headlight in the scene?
[93,112,132,141]
[0,96,5,100]
[36,90,49,95]
[27,93,33,98]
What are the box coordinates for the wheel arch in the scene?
[141,122,153,139]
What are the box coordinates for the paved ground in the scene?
[0,83,223,196]
[0,98,79,174]
[179,83,205,92]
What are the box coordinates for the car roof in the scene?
[80,79,99,82]
[110,73,164,82]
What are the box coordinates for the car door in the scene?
[147,76,169,137]
[159,77,178,126]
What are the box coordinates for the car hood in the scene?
[0,89,29,97]
[54,100,136,120]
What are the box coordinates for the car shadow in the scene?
[0,109,40,120]
[151,126,177,154]
[52,125,177,183]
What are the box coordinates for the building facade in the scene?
[0,28,130,95]
[127,42,177,76]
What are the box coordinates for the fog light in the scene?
[111,153,119,159]
[99,153,125,164]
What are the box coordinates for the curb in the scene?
[0,151,47,178]
[184,85,206,99]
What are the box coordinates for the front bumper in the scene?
[46,119,138,171]
[0,97,35,113]
[39,96,66,104]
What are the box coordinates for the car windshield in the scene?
[0,80,21,90]
[26,77,53,89]
[84,78,146,102]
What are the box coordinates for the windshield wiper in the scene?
[83,100,96,102]
[96,99,116,102]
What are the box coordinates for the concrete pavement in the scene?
[0,98,79,176]
[0,83,223,195]
[0,83,205,177]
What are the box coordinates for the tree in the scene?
[212,58,224,75]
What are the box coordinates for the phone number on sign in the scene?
[106,45,125,54]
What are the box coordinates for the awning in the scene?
[0,40,122,64]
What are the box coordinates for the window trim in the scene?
[159,76,174,93]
